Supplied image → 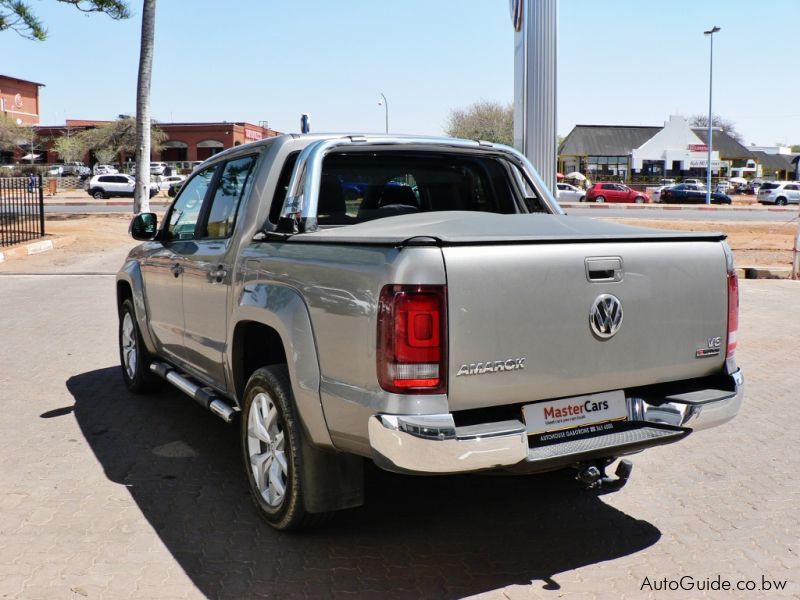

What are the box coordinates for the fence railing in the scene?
[0,176,45,248]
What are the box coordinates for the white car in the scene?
[85,174,158,199]
[652,184,675,203]
[93,164,119,175]
[150,162,168,176]
[555,182,585,202]
[158,174,186,191]
[757,181,800,206]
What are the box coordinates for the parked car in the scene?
[85,174,158,199]
[585,182,649,203]
[117,134,741,530]
[683,178,705,186]
[757,181,800,205]
[93,164,119,175]
[659,183,731,204]
[555,182,585,202]
[150,162,168,176]
[61,162,91,177]
[651,184,675,203]
[46,165,64,176]
[158,174,186,192]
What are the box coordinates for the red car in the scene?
[585,182,650,203]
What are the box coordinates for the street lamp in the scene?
[377,93,388,134]
[704,25,720,204]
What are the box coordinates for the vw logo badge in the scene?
[590,294,623,339]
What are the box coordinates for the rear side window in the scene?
[761,183,780,191]
[602,183,615,190]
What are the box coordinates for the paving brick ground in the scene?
[0,254,797,598]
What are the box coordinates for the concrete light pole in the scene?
[378,93,389,134]
[704,26,720,205]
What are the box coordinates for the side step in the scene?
[150,361,237,423]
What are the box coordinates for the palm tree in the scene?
[133,0,156,213]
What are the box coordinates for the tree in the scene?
[0,115,22,151]
[791,144,800,153]
[93,147,117,165]
[133,0,155,213]
[52,134,86,163]
[0,0,128,40]
[445,100,513,146]
[77,117,165,162]
[689,114,744,144]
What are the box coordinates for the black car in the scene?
[660,183,731,205]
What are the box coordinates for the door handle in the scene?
[171,262,183,277]
[208,265,227,283]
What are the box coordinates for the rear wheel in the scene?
[776,197,787,206]
[241,366,330,530]
[594,196,605,203]
[579,196,585,202]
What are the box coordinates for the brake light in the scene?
[377,284,447,394]
[727,270,739,359]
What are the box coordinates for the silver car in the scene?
[757,181,800,205]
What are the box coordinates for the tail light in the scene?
[723,244,738,359]
[377,284,447,394]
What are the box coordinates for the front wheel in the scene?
[579,195,585,203]
[776,197,787,206]
[241,366,330,530]
[634,196,645,204]
[118,299,161,393]
[92,189,106,199]
[594,196,605,203]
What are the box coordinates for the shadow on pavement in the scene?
[66,367,660,599]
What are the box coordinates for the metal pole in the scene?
[704,26,720,204]
[379,93,389,134]
[792,219,800,280]
[38,173,44,238]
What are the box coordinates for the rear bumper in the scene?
[368,369,743,475]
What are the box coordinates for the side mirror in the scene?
[130,212,158,241]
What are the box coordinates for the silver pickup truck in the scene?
[117,134,742,530]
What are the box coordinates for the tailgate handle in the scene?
[585,257,623,282]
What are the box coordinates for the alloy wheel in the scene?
[247,392,288,508]
[121,311,137,380]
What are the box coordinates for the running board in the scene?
[149,361,237,423]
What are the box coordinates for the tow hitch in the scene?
[576,459,633,492]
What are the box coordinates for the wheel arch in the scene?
[116,264,158,354]
[230,287,333,449]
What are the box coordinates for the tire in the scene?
[594,196,605,203]
[241,365,330,530]
[92,189,106,199]
[118,298,161,393]
[776,197,787,206]
[634,196,645,204]
[579,196,585,203]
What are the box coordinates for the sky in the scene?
[1,0,798,146]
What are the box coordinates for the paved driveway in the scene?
[0,258,797,598]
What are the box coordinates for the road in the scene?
[0,245,798,599]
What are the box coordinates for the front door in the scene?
[181,154,258,390]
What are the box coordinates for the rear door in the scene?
[443,240,728,411]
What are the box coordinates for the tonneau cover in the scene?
[290,212,726,245]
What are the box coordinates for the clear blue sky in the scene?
[1,0,796,145]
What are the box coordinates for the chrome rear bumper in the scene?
[368,369,743,474]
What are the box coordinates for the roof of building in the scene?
[750,150,795,171]
[690,128,752,159]
[559,125,661,156]
[0,74,45,87]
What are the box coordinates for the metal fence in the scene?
[0,176,45,248]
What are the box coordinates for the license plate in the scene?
[523,390,627,435]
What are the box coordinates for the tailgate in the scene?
[444,241,728,411]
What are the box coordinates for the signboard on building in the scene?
[688,144,708,152]
[245,129,263,142]
[688,159,724,168]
